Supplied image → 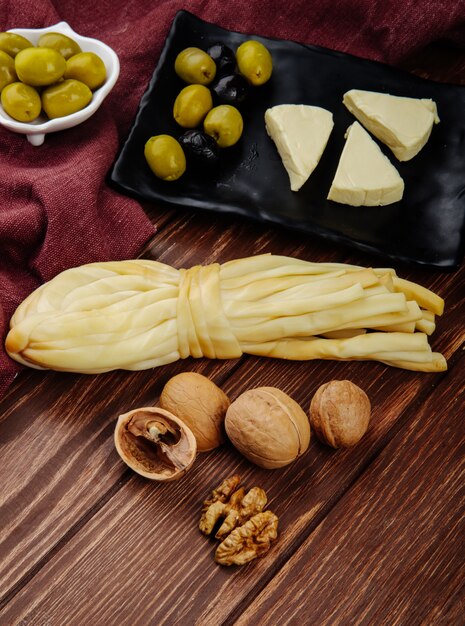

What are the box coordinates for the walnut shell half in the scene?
[225,387,311,469]
[114,407,197,481]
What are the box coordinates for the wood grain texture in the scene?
[232,358,465,626]
[0,329,462,623]
[0,205,455,591]
[0,42,464,626]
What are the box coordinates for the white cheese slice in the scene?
[343,89,440,161]
[327,121,404,206]
[265,104,334,191]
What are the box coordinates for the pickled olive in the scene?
[236,40,273,86]
[144,135,186,181]
[38,32,82,60]
[207,43,236,77]
[41,79,92,118]
[204,104,243,148]
[0,32,33,58]
[1,82,41,122]
[173,84,213,128]
[15,47,66,87]
[179,130,220,169]
[64,52,106,90]
[174,47,216,85]
[0,50,17,92]
[212,74,248,106]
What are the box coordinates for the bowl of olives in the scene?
[0,22,119,146]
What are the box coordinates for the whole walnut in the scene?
[225,387,310,469]
[159,372,230,452]
[309,380,371,448]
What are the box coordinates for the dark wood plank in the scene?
[0,360,242,603]
[230,359,465,626]
[0,346,462,625]
[1,201,463,611]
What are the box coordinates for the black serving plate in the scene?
[109,10,465,269]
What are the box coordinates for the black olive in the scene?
[211,74,249,106]
[179,130,221,171]
[207,42,236,77]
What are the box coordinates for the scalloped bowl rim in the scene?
[0,22,120,142]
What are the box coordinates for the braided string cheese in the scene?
[5,255,446,374]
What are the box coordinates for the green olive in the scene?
[1,82,41,122]
[38,32,82,60]
[41,79,92,118]
[0,32,33,58]
[144,135,186,181]
[64,52,106,90]
[15,47,66,87]
[236,40,273,86]
[0,50,17,91]
[173,84,213,128]
[203,104,243,148]
[174,47,216,85]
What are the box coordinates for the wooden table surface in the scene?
[1,44,464,626]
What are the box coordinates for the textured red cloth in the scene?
[1,0,464,396]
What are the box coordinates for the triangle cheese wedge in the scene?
[343,89,440,161]
[327,121,404,206]
[265,104,334,191]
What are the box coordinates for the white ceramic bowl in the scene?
[0,22,120,146]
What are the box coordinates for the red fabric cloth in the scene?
[1,0,464,397]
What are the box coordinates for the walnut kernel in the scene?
[199,475,279,566]
[215,511,279,566]
[200,481,267,539]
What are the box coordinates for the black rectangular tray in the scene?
[109,10,465,269]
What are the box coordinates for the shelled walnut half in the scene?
[200,483,267,539]
[215,510,279,566]
[114,407,197,481]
